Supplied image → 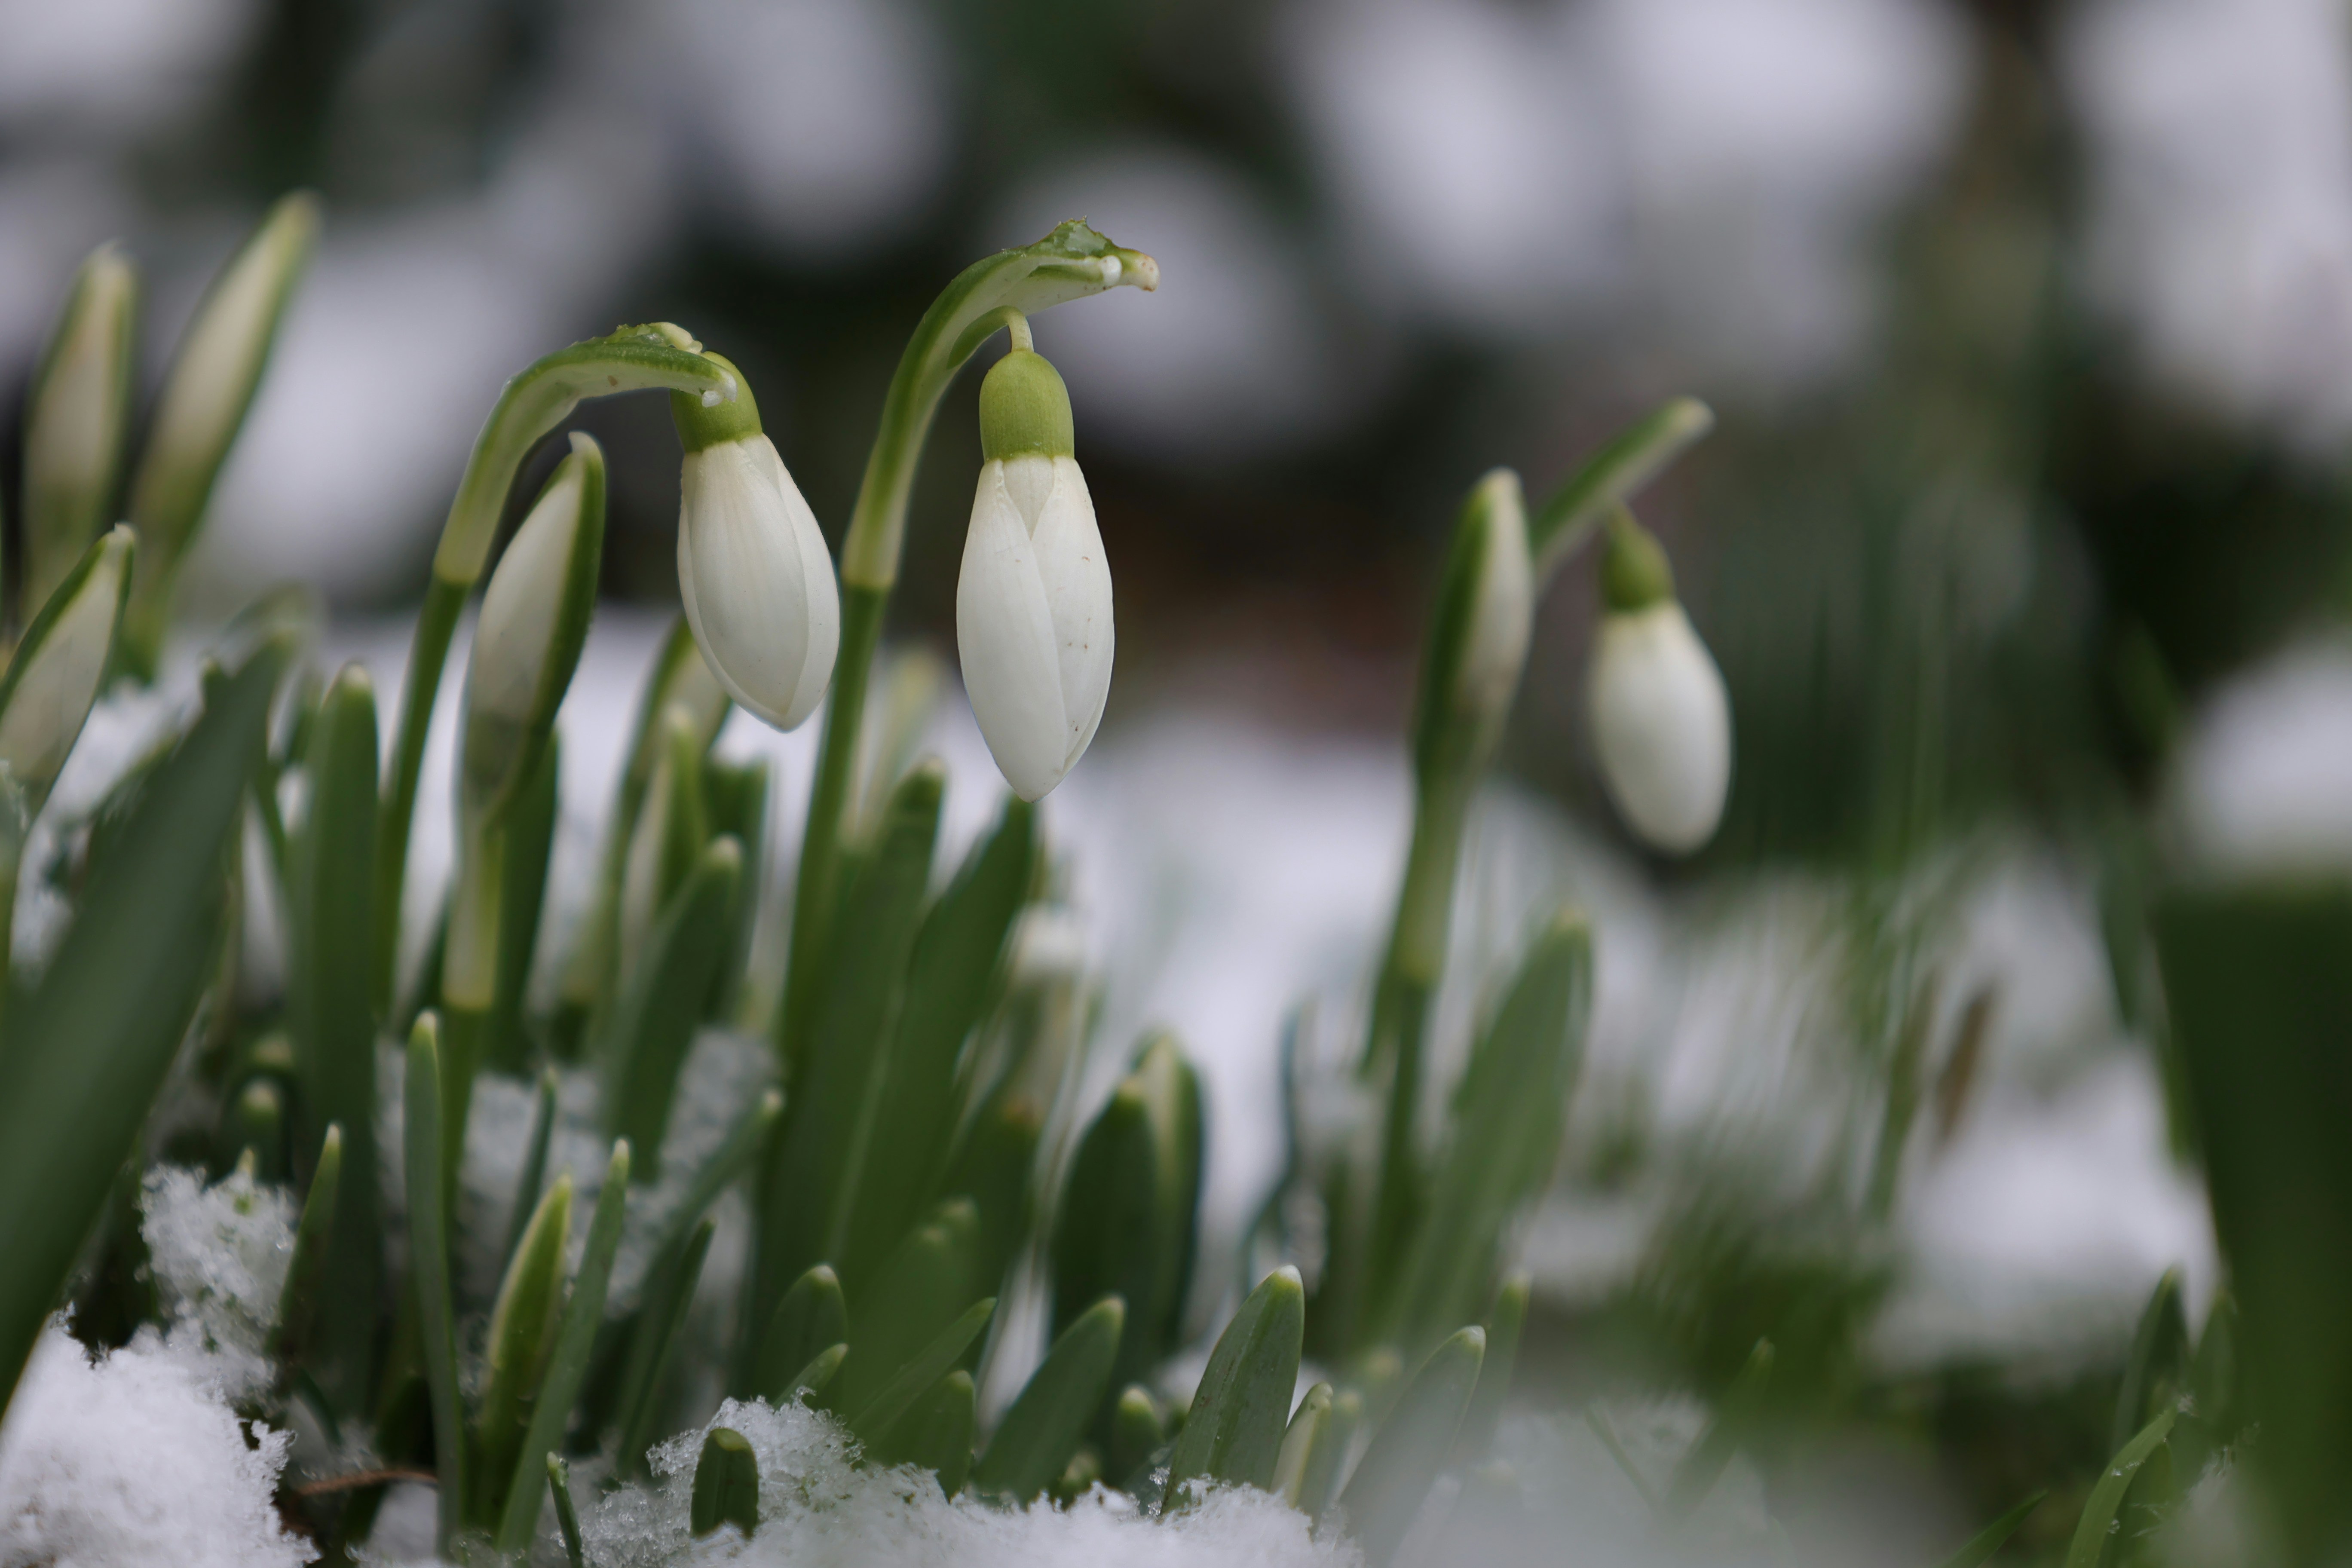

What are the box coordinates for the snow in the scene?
[139,1161,297,1400]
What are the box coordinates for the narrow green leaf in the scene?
[1455,1272,1529,1466]
[1272,1382,1333,1510]
[270,1123,342,1378]
[403,1015,466,1549]
[1666,1338,1774,1517]
[598,836,742,1180]
[2113,1268,2189,1458]
[942,1092,1042,1313]
[1933,1491,2046,1568]
[849,1297,996,1446]
[0,523,135,821]
[873,1370,976,1497]
[751,763,941,1336]
[753,1264,849,1404]
[698,756,769,1023]
[1526,395,1714,580]
[841,795,1036,1283]
[2064,1409,2177,1568]
[285,664,380,1404]
[501,1069,560,1274]
[972,1295,1125,1502]
[1050,1035,1204,1415]
[1393,917,1588,1350]
[0,638,277,1424]
[1337,1326,1486,1565]
[484,734,560,1073]
[2191,1292,2238,1442]
[833,1197,979,1417]
[1166,1266,1306,1504]
[1302,1387,1361,1524]
[494,1139,631,1554]
[473,1174,574,1525]
[615,707,711,975]
[547,1455,585,1568]
[690,1427,760,1538]
[614,1216,717,1476]
[784,1343,849,1404]
[1108,1384,1166,1490]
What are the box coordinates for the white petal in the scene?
[1029,456,1115,775]
[1587,603,1733,854]
[754,437,842,729]
[958,461,1069,799]
[679,436,813,730]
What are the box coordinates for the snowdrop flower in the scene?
[22,242,137,612]
[671,354,839,731]
[0,524,133,821]
[1587,510,1731,854]
[957,331,1112,800]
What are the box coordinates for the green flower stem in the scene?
[777,222,1155,1063]
[1525,395,1713,581]
[372,329,735,1006]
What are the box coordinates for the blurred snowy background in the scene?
[7,0,2352,1552]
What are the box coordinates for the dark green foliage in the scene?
[691,1427,760,1538]
[972,1295,1125,1502]
[871,1371,976,1497]
[754,1265,849,1405]
[599,835,742,1179]
[847,1297,995,1446]
[1338,1326,1486,1564]
[835,1199,980,1418]
[1165,1268,1305,1504]
[0,642,281,1420]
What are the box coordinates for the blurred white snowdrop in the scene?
[2068,0,2352,447]
[0,526,133,818]
[992,148,1360,459]
[672,355,840,732]
[1586,514,1731,855]
[958,338,1113,799]
[640,0,949,257]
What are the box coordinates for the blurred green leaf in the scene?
[972,1295,1124,1502]
[1107,1383,1165,1491]
[784,1343,848,1404]
[547,1455,585,1568]
[614,1216,716,1476]
[835,1198,980,1417]
[754,763,940,1331]
[1667,1338,1775,1517]
[872,1370,976,1497]
[473,1174,573,1527]
[599,836,741,1180]
[1050,1035,1204,1415]
[270,1122,341,1382]
[1304,1388,1362,1524]
[1393,917,1588,1349]
[698,756,768,1023]
[1932,1491,2045,1568]
[2155,886,2352,1559]
[494,1138,630,1554]
[2063,1409,2175,1568]
[754,1264,848,1405]
[484,735,559,1073]
[403,1015,466,1549]
[0,640,277,1419]
[1528,396,1715,580]
[848,1296,995,1446]
[690,1427,759,1538]
[1455,1271,1528,1467]
[2112,1267,2189,1458]
[1271,1381,1332,1511]
[1166,1266,1305,1504]
[1338,1325,1486,1563]
[841,795,1035,1286]
[500,1069,559,1275]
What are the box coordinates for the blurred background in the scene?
[13,0,2352,854]
[10,0,2352,1553]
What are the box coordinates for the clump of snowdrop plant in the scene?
[0,194,2274,1568]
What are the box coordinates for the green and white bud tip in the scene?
[460,432,606,813]
[958,334,1112,801]
[24,243,138,612]
[1587,509,1730,855]
[0,524,134,814]
[1413,469,1532,783]
[672,353,840,732]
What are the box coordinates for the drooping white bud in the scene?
[0,524,133,818]
[956,344,1112,801]
[1586,513,1731,854]
[672,355,839,731]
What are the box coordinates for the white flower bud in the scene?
[956,346,1112,801]
[672,357,839,732]
[23,243,138,611]
[0,524,133,816]
[1586,515,1730,854]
